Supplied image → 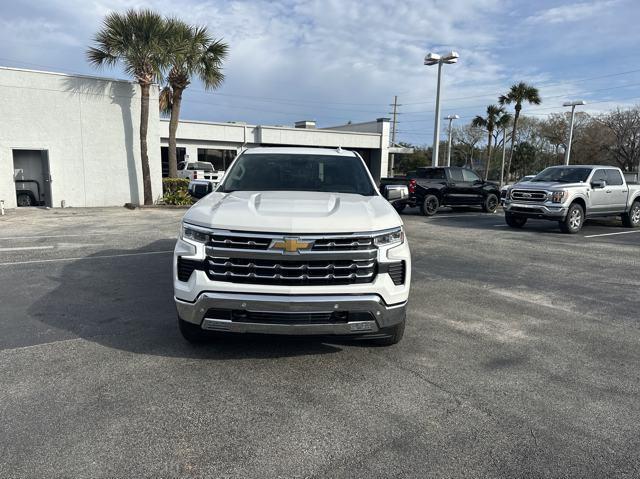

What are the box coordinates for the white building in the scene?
[0,67,390,209]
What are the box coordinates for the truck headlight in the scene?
[181,224,209,243]
[374,227,404,247]
[551,191,567,203]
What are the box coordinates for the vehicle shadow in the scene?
[404,208,630,235]
[28,239,343,359]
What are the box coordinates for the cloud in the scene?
[524,0,618,25]
[0,0,639,144]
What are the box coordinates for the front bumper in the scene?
[504,201,568,219]
[176,292,407,336]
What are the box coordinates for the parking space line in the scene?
[0,250,173,266]
[0,246,54,252]
[584,230,640,238]
[0,233,117,240]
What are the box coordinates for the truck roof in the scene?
[243,147,356,157]
[546,165,620,169]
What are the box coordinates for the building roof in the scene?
[243,147,357,156]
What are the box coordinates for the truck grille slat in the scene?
[207,257,376,285]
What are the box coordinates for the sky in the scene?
[1,0,640,145]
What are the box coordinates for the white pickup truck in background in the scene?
[177,161,224,185]
[503,165,640,233]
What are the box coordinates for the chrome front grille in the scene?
[206,256,377,285]
[510,189,548,202]
[202,229,380,286]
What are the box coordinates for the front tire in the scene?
[505,212,527,228]
[559,203,584,234]
[16,193,34,207]
[622,200,640,228]
[420,194,440,216]
[482,193,499,213]
[178,316,207,344]
[371,319,405,346]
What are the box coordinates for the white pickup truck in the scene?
[503,165,640,233]
[177,161,224,184]
[173,147,411,345]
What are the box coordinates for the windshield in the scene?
[531,167,592,183]
[187,162,215,171]
[219,153,377,195]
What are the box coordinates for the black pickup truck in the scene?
[380,166,501,216]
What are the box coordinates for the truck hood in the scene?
[183,190,402,234]
[515,180,587,189]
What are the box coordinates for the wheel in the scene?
[420,194,440,216]
[371,319,405,346]
[393,203,406,214]
[559,202,584,234]
[622,200,640,228]
[482,193,499,213]
[505,212,527,228]
[177,316,207,343]
[16,193,33,207]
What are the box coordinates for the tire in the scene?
[505,212,527,228]
[559,202,584,234]
[371,319,405,346]
[482,193,499,213]
[393,203,406,214]
[16,193,34,207]
[177,316,207,344]
[622,200,640,228]
[420,194,440,216]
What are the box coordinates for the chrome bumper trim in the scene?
[175,292,407,334]
[504,202,568,217]
[201,318,378,335]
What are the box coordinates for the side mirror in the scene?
[384,185,409,201]
[473,179,483,185]
[188,181,214,199]
[591,180,607,189]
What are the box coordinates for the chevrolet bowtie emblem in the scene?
[270,237,314,253]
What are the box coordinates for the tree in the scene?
[499,82,542,181]
[453,125,484,168]
[160,19,228,177]
[472,105,507,180]
[87,9,170,205]
[599,106,640,171]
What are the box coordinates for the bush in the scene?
[161,178,193,205]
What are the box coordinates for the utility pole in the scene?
[388,95,401,176]
[445,114,459,167]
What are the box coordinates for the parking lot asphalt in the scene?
[1,206,639,478]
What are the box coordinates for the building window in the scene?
[198,149,236,171]
[161,147,186,178]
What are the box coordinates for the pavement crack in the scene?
[530,427,538,447]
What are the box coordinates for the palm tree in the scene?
[471,105,506,181]
[161,19,228,177]
[499,82,541,181]
[87,9,170,205]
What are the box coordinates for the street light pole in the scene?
[445,114,459,167]
[425,51,459,167]
[563,100,586,165]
